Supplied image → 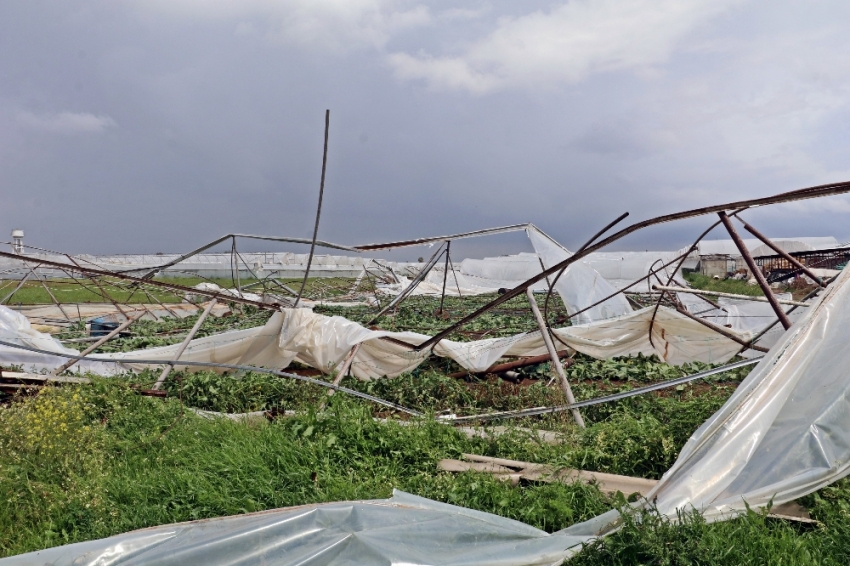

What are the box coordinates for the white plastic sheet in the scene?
[458,252,552,293]
[0,307,115,375]
[0,303,752,377]
[526,227,633,325]
[0,491,594,566]
[384,227,662,325]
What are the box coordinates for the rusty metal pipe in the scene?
[738,218,827,287]
[447,350,572,378]
[526,288,584,427]
[718,212,792,330]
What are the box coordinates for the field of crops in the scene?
[2,289,850,564]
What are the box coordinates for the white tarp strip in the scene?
[0,303,751,378]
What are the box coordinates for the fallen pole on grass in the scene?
[438,454,814,523]
[446,357,761,424]
[447,350,572,379]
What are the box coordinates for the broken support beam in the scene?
[652,285,808,307]
[675,305,770,353]
[526,288,584,428]
[447,350,572,379]
[738,218,827,287]
[439,454,815,523]
[325,342,362,400]
[152,299,218,390]
[51,311,146,375]
[718,212,792,330]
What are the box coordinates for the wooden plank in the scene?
[448,453,815,523]
[438,459,514,474]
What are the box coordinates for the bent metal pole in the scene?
[525,287,585,428]
[738,218,827,287]
[152,298,218,390]
[718,212,792,330]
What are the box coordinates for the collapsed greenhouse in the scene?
[1,181,850,564]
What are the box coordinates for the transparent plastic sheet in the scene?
[581,251,684,292]
[647,264,850,521]
[526,227,633,324]
[0,491,594,566]
[678,292,807,355]
[376,228,677,322]
[375,271,503,297]
[458,252,552,292]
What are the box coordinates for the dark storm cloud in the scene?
[1,0,849,261]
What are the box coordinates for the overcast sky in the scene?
[1,0,849,259]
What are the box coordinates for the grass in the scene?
[0,276,260,305]
[0,384,612,555]
[2,289,850,563]
[3,375,850,563]
[684,271,767,297]
[0,275,358,306]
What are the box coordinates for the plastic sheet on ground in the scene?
[0,491,594,566]
[0,300,752,377]
[0,306,116,374]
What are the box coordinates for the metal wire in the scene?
[296,109,331,307]
[447,357,761,424]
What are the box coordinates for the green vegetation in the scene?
[316,292,572,341]
[0,275,385,306]
[684,271,766,297]
[2,290,849,563]
[0,276,259,305]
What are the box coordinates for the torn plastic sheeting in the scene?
[0,306,117,375]
[0,491,593,566]
[526,226,633,325]
[677,291,807,355]
[0,300,753,378]
[646,262,850,521]
[457,250,685,295]
[382,226,640,324]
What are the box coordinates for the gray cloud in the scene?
[17,110,116,134]
[0,0,848,259]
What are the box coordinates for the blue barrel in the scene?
[90,317,130,337]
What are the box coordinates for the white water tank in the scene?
[11,229,24,254]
